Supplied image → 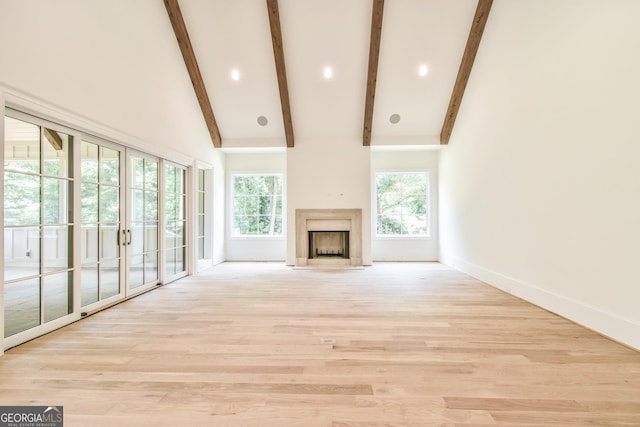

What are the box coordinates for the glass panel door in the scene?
[80,139,124,310]
[127,151,159,292]
[164,163,187,282]
[197,168,205,261]
[3,115,75,339]
[195,166,212,272]
[4,110,191,349]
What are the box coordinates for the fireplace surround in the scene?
[295,209,362,266]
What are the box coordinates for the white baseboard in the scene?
[440,253,640,351]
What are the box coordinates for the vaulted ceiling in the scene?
[163,0,491,148]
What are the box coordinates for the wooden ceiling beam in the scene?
[440,0,493,145]
[363,0,385,146]
[164,0,222,148]
[266,0,294,148]
[43,128,63,151]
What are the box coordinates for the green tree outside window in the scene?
[232,174,283,236]
[376,172,429,236]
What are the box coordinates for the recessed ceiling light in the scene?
[231,69,240,81]
[257,116,268,127]
[323,66,333,79]
[389,113,401,124]
[418,64,428,77]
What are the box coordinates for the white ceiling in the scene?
[179,0,284,142]
[177,0,479,146]
[374,0,477,138]
[0,0,481,153]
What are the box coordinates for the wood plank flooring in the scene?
[1,262,639,426]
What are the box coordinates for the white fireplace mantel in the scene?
[295,208,362,266]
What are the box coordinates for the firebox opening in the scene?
[308,231,350,259]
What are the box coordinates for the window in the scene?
[197,168,206,260]
[195,166,212,272]
[164,163,187,280]
[232,174,283,236]
[375,172,429,237]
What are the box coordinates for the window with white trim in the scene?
[196,168,206,260]
[231,174,283,236]
[375,172,429,237]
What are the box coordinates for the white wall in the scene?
[287,137,372,265]
[225,151,287,261]
[194,153,226,269]
[0,0,216,165]
[1,0,228,271]
[0,0,230,346]
[211,154,227,266]
[439,0,640,350]
[371,149,439,261]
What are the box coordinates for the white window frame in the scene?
[194,161,213,272]
[162,160,189,284]
[229,173,284,239]
[2,108,83,350]
[374,171,431,239]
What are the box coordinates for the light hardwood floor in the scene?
[1,262,639,426]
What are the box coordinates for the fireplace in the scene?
[308,231,349,259]
[295,209,362,266]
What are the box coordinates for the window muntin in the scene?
[375,172,429,237]
[231,174,283,237]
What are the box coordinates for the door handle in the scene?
[127,229,132,245]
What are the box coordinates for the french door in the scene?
[79,144,161,313]
[3,112,78,345]
[4,110,188,348]
[164,162,188,283]
[79,138,125,310]
[126,150,160,294]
